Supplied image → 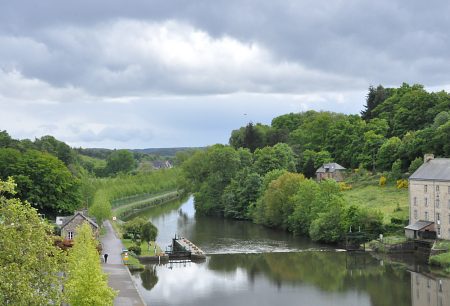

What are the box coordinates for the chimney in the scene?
[424,154,434,163]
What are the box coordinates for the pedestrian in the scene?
[104,253,109,263]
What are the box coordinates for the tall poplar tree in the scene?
[64,223,116,305]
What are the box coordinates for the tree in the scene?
[376,137,401,171]
[0,148,81,215]
[34,135,76,166]
[0,177,64,305]
[361,85,391,121]
[253,143,296,176]
[390,159,402,180]
[123,218,147,242]
[141,221,158,250]
[309,200,345,243]
[222,168,262,219]
[64,223,116,305]
[408,157,423,174]
[106,150,136,175]
[255,172,304,228]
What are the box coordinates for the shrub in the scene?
[379,176,387,186]
[128,245,142,256]
[396,179,408,189]
[339,182,352,191]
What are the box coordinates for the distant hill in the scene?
[132,147,204,157]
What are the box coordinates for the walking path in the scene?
[101,220,146,306]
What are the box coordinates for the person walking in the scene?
[104,253,109,263]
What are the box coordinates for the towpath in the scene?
[101,220,146,306]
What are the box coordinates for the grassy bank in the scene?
[342,181,408,224]
[114,190,182,220]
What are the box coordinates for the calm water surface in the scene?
[129,196,450,306]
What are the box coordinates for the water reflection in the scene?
[411,271,450,306]
[134,252,415,306]
[129,196,450,306]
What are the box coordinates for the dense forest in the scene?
[182,83,450,243]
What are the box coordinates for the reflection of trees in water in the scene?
[207,252,413,306]
[140,266,159,291]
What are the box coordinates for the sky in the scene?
[1,1,450,149]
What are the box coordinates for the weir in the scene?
[165,234,206,261]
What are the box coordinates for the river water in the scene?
[129,196,450,306]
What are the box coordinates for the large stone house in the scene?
[405,154,450,240]
[59,211,99,240]
[316,162,346,182]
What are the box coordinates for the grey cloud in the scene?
[2,0,450,91]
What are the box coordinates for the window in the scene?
[414,210,418,219]
[437,185,440,192]
[448,199,450,209]
[436,199,440,208]
[425,185,428,193]
[448,186,450,194]
[425,198,428,207]
[448,214,450,224]
[68,231,73,240]
[425,211,429,220]
[437,213,440,221]
[414,197,417,206]
[438,227,441,236]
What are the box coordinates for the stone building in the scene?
[405,155,450,240]
[316,162,346,182]
[60,211,99,240]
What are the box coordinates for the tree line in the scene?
[182,83,450,242]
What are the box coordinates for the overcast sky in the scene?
[1,1,450,148]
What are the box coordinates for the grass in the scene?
[430,252,450,273]
[434,240,450,250]
[342,183,408,223]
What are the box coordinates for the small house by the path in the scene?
[316,162,346,182]
[59,211,99,240]
[406,154,450,240]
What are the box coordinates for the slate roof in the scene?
[61,212,99,229]
[316,162,346,173]
[409,158,450,181]
[404,220,434,231]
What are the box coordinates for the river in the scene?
[128,196,450,306]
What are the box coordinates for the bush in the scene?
[396,179,408,189]
[128,245,142,256]
[379,176,387,186]
[339,182,352,191]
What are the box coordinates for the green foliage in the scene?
[0,178,64,305]
[105,149,137,175]
[408,157,423,173]
[253,143,296,176]
[390,159,402,181]
[222,168,262,219]
[64,223,116,305]
[0,148,81,215]
[128,245,142,256]
[376,137,401,171]
[254,172,305,228]
[89,169,180,223]
[141,221,158,244]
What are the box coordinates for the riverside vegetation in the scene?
[181,83,450,244]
